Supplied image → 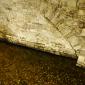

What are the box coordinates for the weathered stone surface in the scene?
[0,0,85,67]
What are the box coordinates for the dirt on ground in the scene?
[0,40,85,85]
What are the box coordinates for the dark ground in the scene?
[0,41,85,85]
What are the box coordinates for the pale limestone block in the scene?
[0,0,85,68]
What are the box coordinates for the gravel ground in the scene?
[0,40,85,85]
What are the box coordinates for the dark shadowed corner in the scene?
[0,40,85,85]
